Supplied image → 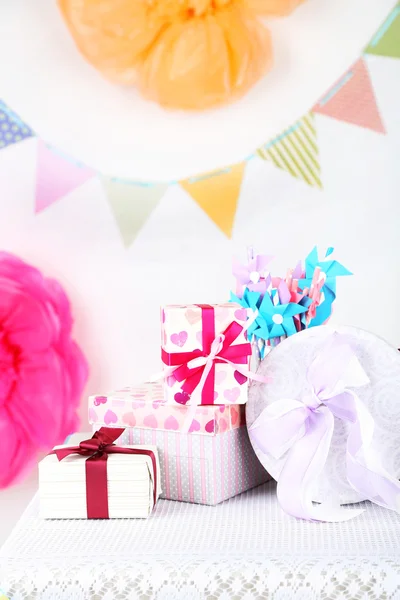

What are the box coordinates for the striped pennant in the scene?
[256,113,322,189]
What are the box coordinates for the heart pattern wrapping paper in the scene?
[89,382,245,436]
[161,303,250,406]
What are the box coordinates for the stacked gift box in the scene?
[89,303,270,505]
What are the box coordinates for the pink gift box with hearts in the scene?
[161,303,251,406]
[88,382,246,436]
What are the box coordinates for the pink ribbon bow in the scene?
[162,304,266,405]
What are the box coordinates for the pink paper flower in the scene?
[0,252,88,488]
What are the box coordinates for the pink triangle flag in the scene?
[313,58,385,134]
[35,140,96,213]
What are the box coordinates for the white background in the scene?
[0,4,399,548]
[0,0,396,178]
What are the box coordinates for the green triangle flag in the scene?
[365,4,400,59]
[102,178,168,247]
[256,113,322,189]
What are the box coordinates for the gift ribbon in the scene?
[249,334,400,522]
[162,304,267,405]
[51,428,158,519]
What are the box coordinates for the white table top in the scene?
[0,471,38,548]
[1,481,400,599]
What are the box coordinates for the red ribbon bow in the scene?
[52,428,158,519]
[162,304,252,404]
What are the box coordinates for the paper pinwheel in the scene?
[255,291,309,339]
[232,254,272,295]
[230,289,261,340]
[298,247,352,327]
[231,288,308,341]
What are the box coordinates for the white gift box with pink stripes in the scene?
[100,426,269,505]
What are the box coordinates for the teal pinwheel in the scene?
[255,291,308,339]
[230,288,308,341]
[298,247,352,327]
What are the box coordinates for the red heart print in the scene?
[143,414,158,428]
[165,416,179,430]
[188,419,201,433]
[171,331,188,347]
[122,412,136,427]
[93,395,107,406]
[219,406,225,413]
[104,409,118,425]
[234,370,248,385]
[205,419,215,434]
[174,391,190,405]
[231,407,239,425]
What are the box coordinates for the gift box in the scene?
[161,303,251,406]
[89,382,246,435]
[247,326,400,521]
[111,426,270,505]
[39,429,161,519]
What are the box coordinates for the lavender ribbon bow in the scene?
[250,334,400,522]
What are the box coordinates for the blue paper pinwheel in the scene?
[255,292,308,339]
[298,247,352,327]
[231,288,308,341]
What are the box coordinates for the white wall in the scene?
[0,54,399,430]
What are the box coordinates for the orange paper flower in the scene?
[58,0,304,110]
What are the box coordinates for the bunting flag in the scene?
[0,101,33,150]
[365,4,400,59]
[180,162,246,237]
[313,58,385,134]
[102,178,168,247]
[35,140,96,213]
[256,114,322,189]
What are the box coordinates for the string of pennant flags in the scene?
[0,3,399,247]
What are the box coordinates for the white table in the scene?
[1,480,400,599]
[0,471,38,548]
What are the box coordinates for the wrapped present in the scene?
[89,382,245,435]
[39,428,161,519]
[247,326,400,522]
[161,303,252,406]
[103,426,270,505]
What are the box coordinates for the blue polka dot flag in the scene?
[0,101,33,150]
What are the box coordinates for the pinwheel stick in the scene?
[309,266,321,298]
